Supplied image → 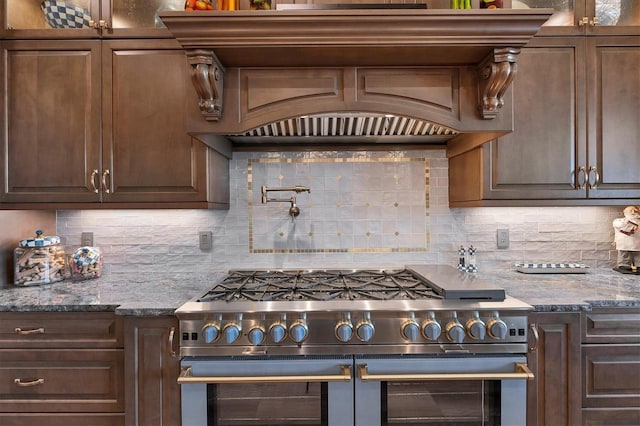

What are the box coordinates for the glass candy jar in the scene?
[14,230,66,286]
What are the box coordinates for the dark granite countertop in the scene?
[0,268,637,315]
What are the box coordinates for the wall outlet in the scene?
[81,232,94,246]
[496,228,509,249]
[198,231,213,251]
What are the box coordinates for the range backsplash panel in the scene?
[248,154,429,254]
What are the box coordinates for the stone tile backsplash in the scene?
[56,150,623,274]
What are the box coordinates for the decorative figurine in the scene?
[612,205,640,274]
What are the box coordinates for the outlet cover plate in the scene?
[81,232,94,246]
[198,231,213,251]
[497,228,509,249]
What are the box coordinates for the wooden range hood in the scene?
[159,9,552,156]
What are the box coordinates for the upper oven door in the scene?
[354,355,532,426]
[179,356,354,426]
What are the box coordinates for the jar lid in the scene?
[19,229,61,248]
[72,246,101,266]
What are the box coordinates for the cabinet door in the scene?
[0,40,102,204]
[483,37,588,200]
[527,312,582,426]
[124,316,181,426]
[586,36,640,199]
[101,39,207,204]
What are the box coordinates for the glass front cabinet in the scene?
[510,0,640,35]
[3,0,185,37]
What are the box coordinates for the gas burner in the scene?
[197,269,443,303]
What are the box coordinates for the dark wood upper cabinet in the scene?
[0,38,230,209]
[449,33,640,206]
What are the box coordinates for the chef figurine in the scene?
[612,205,640,274]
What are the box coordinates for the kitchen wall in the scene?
[53,149,623,274]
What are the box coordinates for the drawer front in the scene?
[0,413,124,426]
[582,309,640,344]
[582,345,640,408]
[581,408,640,426]
[0,312,123,348]
[0,349,124,413]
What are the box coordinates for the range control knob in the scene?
[202,322,220,344]
[269,322,287,343]
[466,313,487,340]
[487,315,508,340]
[223,322,241,344]
[355,314,375,342]
[444,319,465,344]
[401,320,420,342]
[289,319,309,343]
[421,318,442,341]
[335,320,354,343]
[247,326,266,346]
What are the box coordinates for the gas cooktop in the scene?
[197,269,443,303]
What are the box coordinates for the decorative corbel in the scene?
[477,47,520,120]
[186,49,225,121]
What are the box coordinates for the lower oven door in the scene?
[178,356,354,426]
[354,355,532,426]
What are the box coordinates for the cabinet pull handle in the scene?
[578,16,589,26]
[90,169,100,193]
[14,327,45,335]
[178,365,352,384]
[99,19,111,29]
[528,324,539,352]
[357,363,534,381]
[169,327,177,358]
[590,16,599,26]
[14,378,45,387]
[102,170,111,194]
[588,166,600,189]
[576,166,587,189]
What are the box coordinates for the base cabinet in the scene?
[124,316,181,426]
[527,312,582,426]
[0,312,125,425]
[581,308,640,425]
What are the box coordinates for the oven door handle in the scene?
[177,364,352,384]
[357,362,534,382]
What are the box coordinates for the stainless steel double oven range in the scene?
[176,265,534,426]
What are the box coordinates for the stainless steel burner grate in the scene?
[198,269,443,303]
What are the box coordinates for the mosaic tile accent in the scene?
[248,155,430,254]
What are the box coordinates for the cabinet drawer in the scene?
[0,349,124,413]
[582,345,640,408]
[581,408,640,426]
[0,413,124,426]
[0,312,123,348]
[582,309,640,344]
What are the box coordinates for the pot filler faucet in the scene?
[261,185,311,220]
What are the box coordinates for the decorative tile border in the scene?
[247,153,430,254]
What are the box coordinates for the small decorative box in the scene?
[70,246,103,281]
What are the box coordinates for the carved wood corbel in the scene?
[186,49,225,121]
[477,47,520,120]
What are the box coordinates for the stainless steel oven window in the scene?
[206,382,328,425]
